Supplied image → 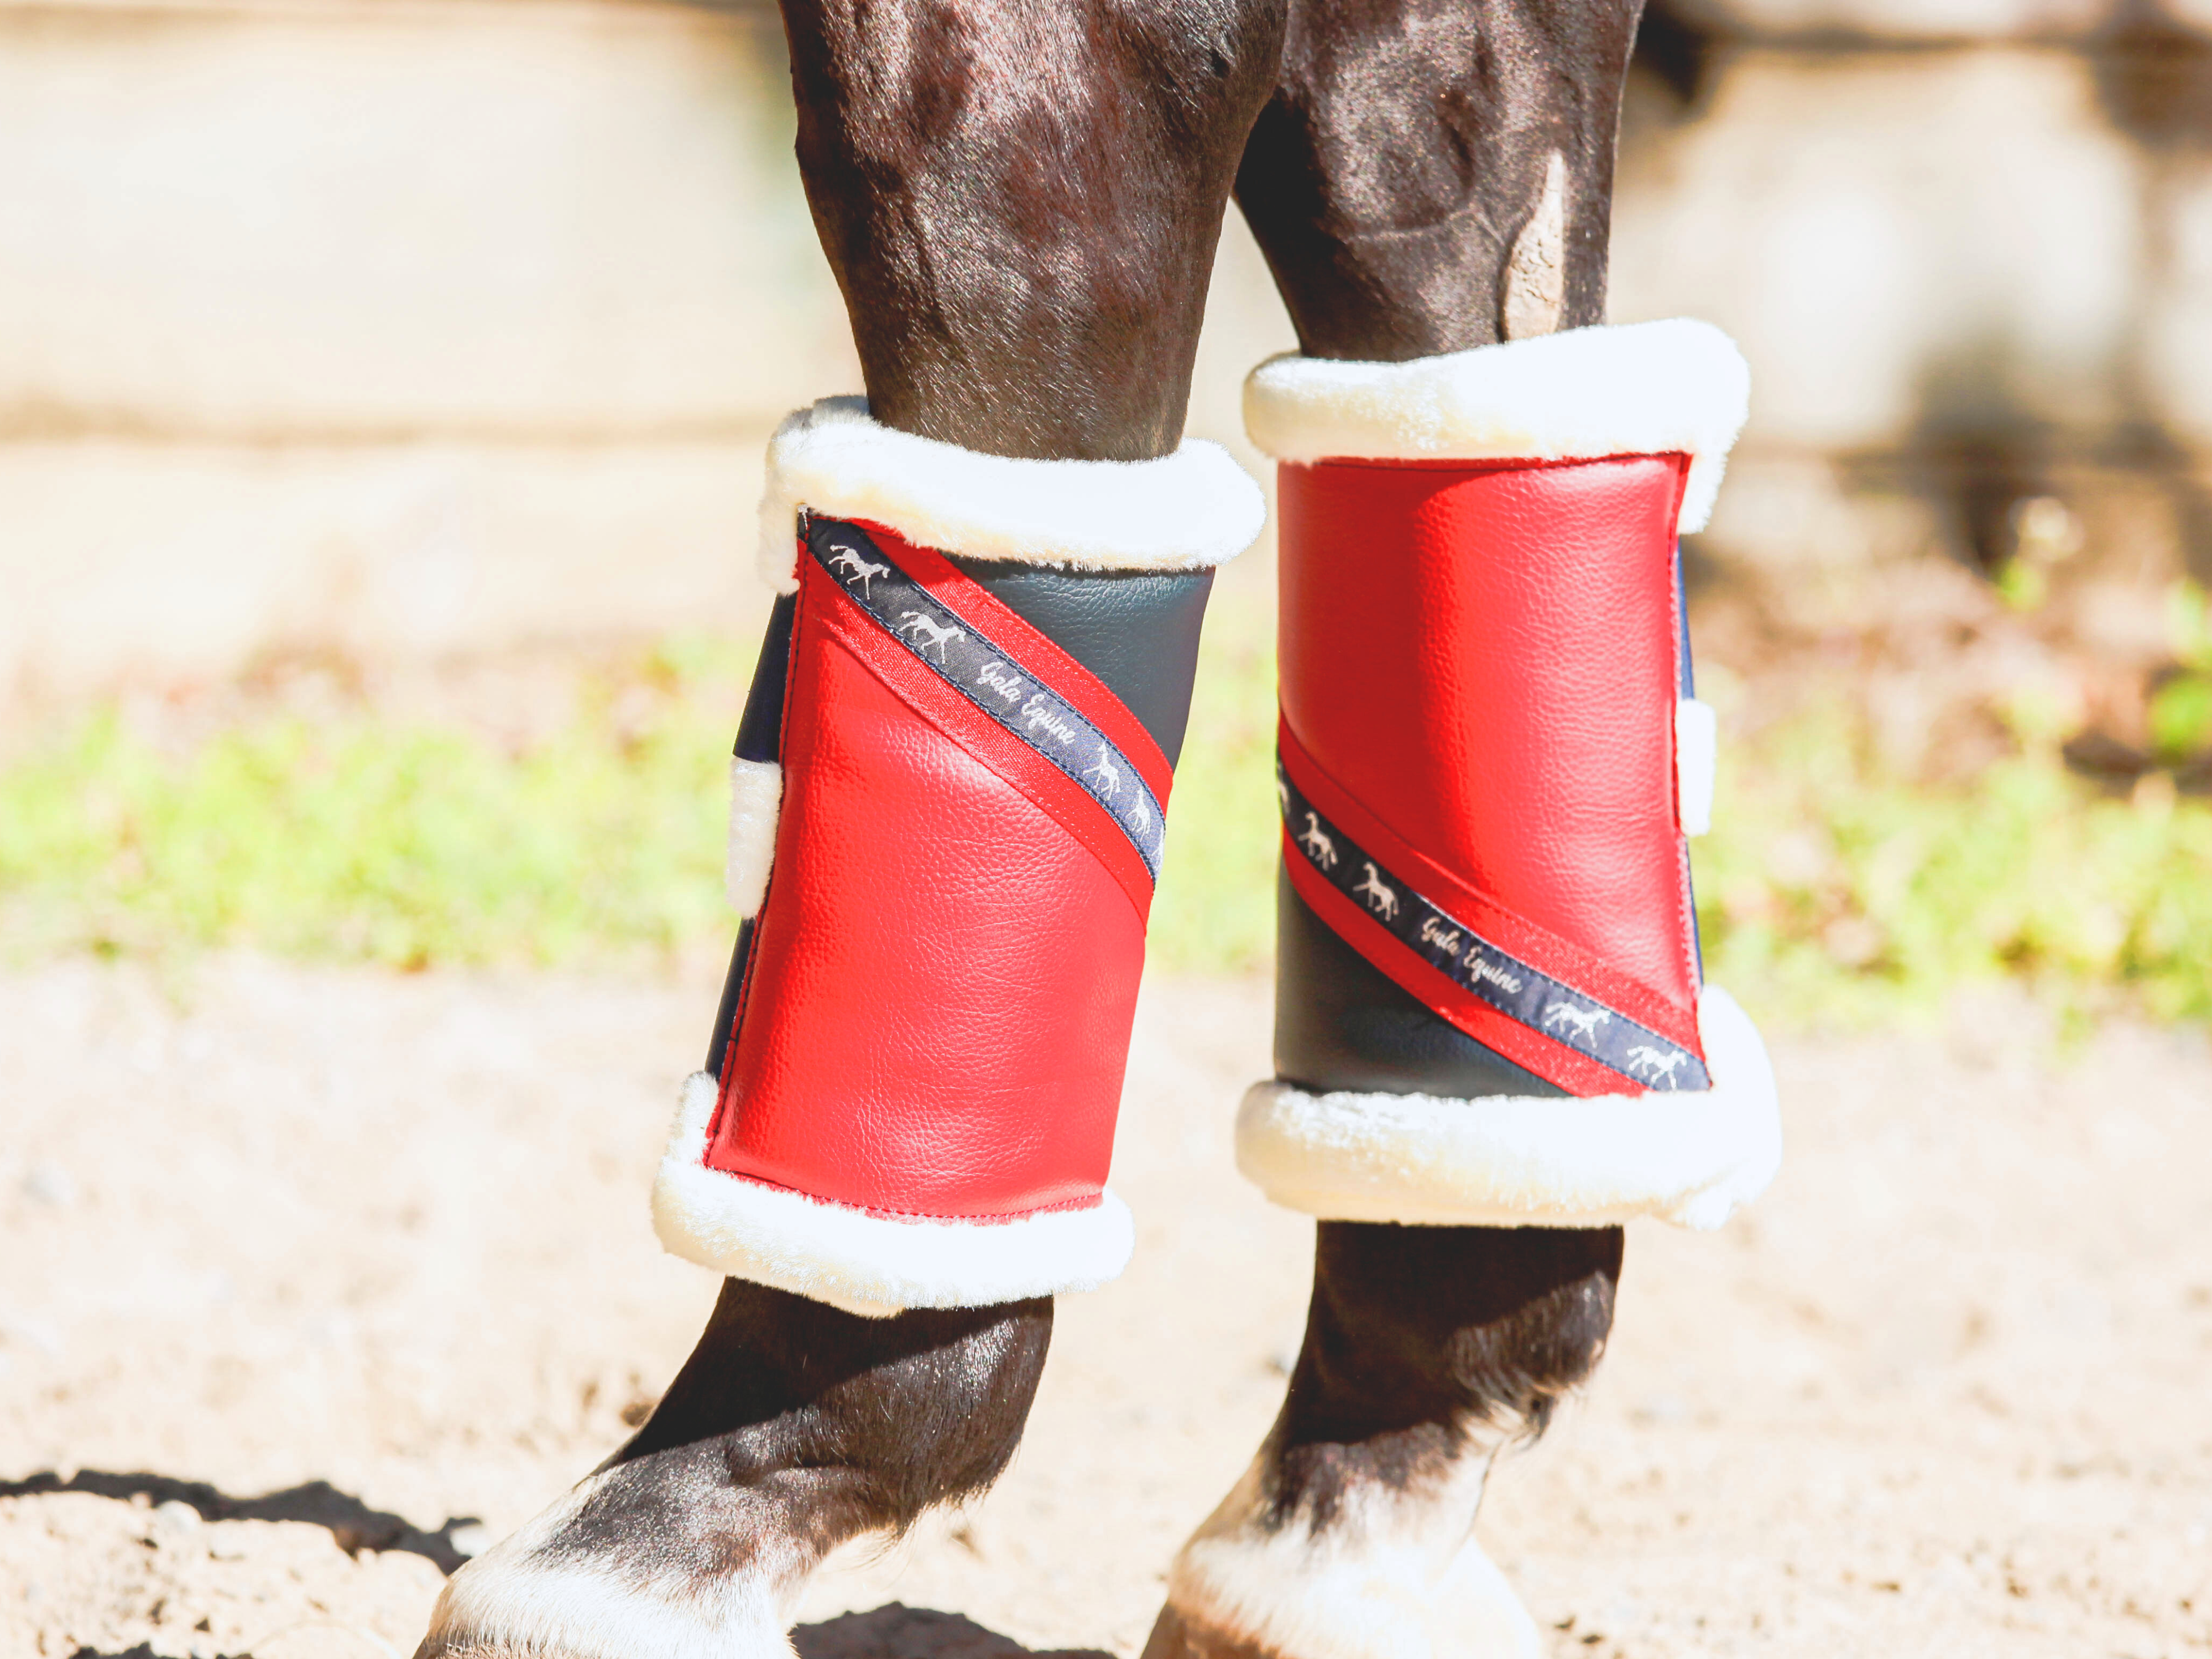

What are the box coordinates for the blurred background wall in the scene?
[6,0,2212,718]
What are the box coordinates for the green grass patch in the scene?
[4,616,2210,1027]
[0,650,740,970]
[1694,708,2212,1027]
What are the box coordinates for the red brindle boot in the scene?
[1237,319,1781,1230]
[1152,322,1782,1659]
[655,398,1262,1314]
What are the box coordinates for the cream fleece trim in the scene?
[1236,986,1780,1229]
[652,1072,1136,1316]
[725,758,782,917]
[756,397,1266,593]
[1242,319,1751,533]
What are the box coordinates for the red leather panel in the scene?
[1277,454,1703,1091]
[708,560,1146,1219]
[812,565,1159,925]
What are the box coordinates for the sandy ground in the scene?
[2,954,2209,1659]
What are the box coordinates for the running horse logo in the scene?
[1083,747,1123,799]
[1542,1002,1611,1044]
[893,611,964,661]
[1625,1045,1688,1087]
[1352,862,1399,920]
[1126,796,1152,836]
[1296,812,1338,869]
[827,545,890,597]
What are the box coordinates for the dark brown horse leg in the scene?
[1147,5,1684,1657]
[414,3,1285,1656]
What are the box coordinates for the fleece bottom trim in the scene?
[1236,986,1781,1230]
[651,1072,1136,1317]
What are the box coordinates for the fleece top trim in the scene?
[1242,319,1750,533]
[758,397,1266,593]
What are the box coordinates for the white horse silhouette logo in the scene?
[1542,1003,1611,1043]
[894,611,964,661]
[1353,862,1399,920]
[1275,776,1291,816]
[1083,747,1122,798]
[1296,812,1338,869]
[827,546,890,596]
[1625,1045,1686,1086]
[1126,797,1152,835]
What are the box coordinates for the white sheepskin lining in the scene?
[653,1072,1136,1316]
[1237,987,1780,1231]
[757,397,1266,593]
[726,757,782,916]
[1243,319,1751,533]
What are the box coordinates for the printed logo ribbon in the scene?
[1279,764,1708,1092]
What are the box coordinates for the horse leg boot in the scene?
[414,1,1286,1653]
[1147,3,1782,1653]
[1151,322,1782,1659]
[418,426,1259,1659]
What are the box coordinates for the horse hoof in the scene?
[1143,1557,1541,1659]
[410,1469,803,1659]
[1150,1455,1542,1659]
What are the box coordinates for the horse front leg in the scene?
[1148,2,1781,1653]
[415,1,1287,1653]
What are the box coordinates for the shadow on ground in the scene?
[796,1604,1113,1659]
[3,1468,478,1573]
[61,1603,1109,1659]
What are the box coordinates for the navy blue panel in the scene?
[1275,873,1568,1099]
[734,593,799,765]
[705,918,754,1080]
[949,559,1213,769]
[1675,541,1707,980]
[1674,542,1695,701]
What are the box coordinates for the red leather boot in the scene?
[653,399,1262,1314]
[1238,321,1780,1229]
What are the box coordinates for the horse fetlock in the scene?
[1150,1448,1538,1659]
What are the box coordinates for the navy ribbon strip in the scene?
[1277,764,1708,1092]
[807,518,1168,881]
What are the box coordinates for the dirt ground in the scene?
[3,953,2209,1658]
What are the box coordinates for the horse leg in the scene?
[1146,3,1780,1655]
[414,3,1285,1656]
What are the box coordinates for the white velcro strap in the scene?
[1676,698,1717,838]
[726,757,782,916]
